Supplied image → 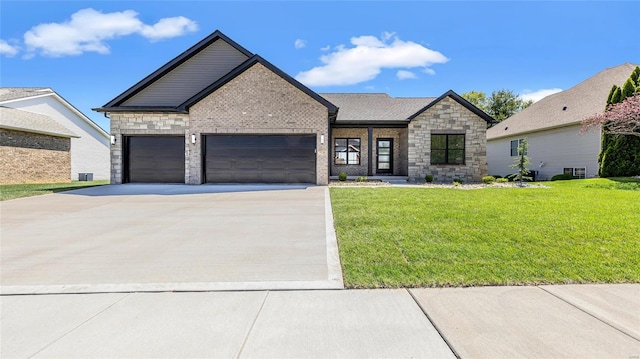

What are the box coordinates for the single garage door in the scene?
[205,135,316,183]
[125,136,185,183]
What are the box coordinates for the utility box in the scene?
[78,173,93,181]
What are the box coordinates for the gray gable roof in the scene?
[96,30,337,116]
[0,88,53,102]
[99,30,253,110]
[320,93,434,124]
[321,90,494,125]
[487,63,638,140]
[0,106,78,138]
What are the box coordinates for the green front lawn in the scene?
[0,180,109,201]
[330,178,640,288]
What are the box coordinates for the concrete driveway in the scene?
[0,184,343,294]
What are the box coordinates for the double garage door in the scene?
[124,135,316,184]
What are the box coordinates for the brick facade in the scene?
[189,62,329,185]
[0,129,71,184]
[408,96,488,183]
[110,63,330,185]
[109,113,189,184]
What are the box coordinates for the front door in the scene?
[376,138,393,174]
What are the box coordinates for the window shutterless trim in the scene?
[431,134,465,165]
[334,137,361,165]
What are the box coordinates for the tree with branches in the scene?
[582,94,640,137]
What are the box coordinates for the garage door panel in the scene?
[205,135,316,184]
[126,136,185,183]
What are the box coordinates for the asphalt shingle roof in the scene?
[487,63,638,140]
[0,106,78,138]
[320,93,435,123]
[0,87,53,102]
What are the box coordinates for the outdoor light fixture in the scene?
[321,135,325,144]
[110,135,116,145]
[539,161,545,168]
[191,134,196,144]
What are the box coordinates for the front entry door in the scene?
[376,138,393,174]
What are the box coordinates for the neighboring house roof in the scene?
[0,106,78,138]
[487,62,638,140]
[0,87,109,139]
[320,93,433,124]
[95,30,338,117]
[322,90,495,125]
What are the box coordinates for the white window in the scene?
[510,139,527,156]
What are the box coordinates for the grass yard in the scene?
[0,180,109,201]
[330,178,640,288]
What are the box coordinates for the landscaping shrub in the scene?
[338,172,347,181]
[482,176,496,184]
[496,178,509,183]
[453,178,464,184]
[356,176,367,182]
[424,174,434,183]
[491,175,503,179]
[551,173,578,181]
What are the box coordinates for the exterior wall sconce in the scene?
[320,135,325,144]
[191,134,196,144]
[110,135,116,145]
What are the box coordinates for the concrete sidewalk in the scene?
[2,284,638,358]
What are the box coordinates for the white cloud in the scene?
[294,39,307,49]
[295,33,448,86]
[140,16,198,42]
[520,88,563,102]
[320,45,331,51]
[0,40,19,57]
[423,68,436,75]
[397,70,417,80]
[23,8,198,57]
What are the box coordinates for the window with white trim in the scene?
[510,139,527,156]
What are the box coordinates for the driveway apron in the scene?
[0,185,343,294]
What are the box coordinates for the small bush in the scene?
[425,174,434,183]
[551,173,578,181]
[491,175,503,179]
[482,176,496,184]
[338,172,347,181]
[496,178,509,183]
[453,178,464,184]
[356,176,368,182]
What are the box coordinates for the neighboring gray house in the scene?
[0,106,78,184]
[0,88,110,181]
[95,30,493,185]
[487,63,638,180]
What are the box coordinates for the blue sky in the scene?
[1,1,638,131]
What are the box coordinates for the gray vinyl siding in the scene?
[487,124,601,180]
[123,40,250,107]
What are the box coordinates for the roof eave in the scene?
[0,125,79,138]
[487,122,589,140]
[92,107,188,114]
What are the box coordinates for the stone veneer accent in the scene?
[109,112,188,184]
[331,127,408,176]
[189,62,329,185]
[408,96,488,182]
[0,129,71,184]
